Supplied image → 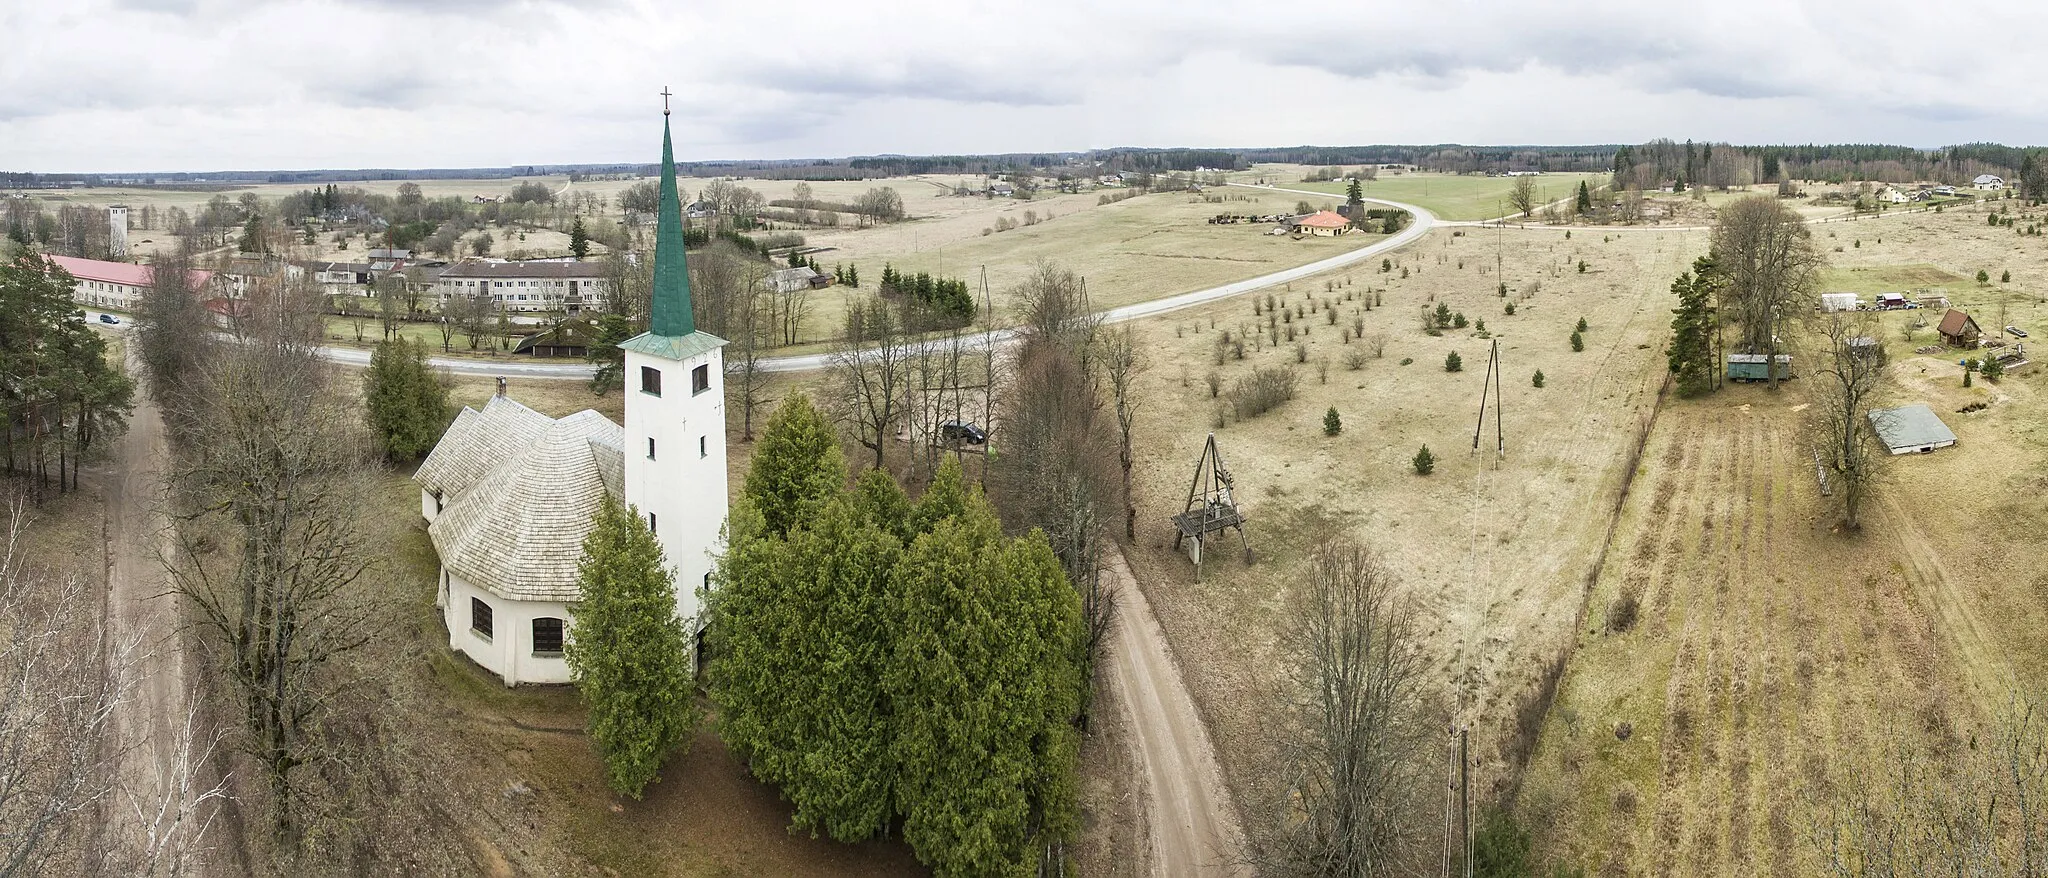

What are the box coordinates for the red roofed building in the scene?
[1294,210,1352,236]
[43,254,214,312]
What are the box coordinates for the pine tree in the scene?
[1345,178,1363,206]
[1576,180,1593,214]
[1323,407,1342,436]
[570,216,590,259]
[1413,445,1435,475]
[847,264,859,287]
[362,338,447,460]
[741,394,846,537]
[1571,330,1585,352]
[566,496,700,799]
[1532,370,1545,388]
[1445,351,1463,372]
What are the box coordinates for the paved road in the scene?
[281,189,1436,380]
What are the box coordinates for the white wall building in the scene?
[1974,174,2006,191]
[435,261,610,313]
[414,112,728,687]
[108,205,128,258]
[45,254,212,311]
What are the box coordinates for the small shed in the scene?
[1868,404,1957,455]
[1875,292,1909,310]
[513,320,597,359]
[1726,353,1793,382]
[1937,309,1982,348]
[1820,292,1859,312]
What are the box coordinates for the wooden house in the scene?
[1938,309,1983,348]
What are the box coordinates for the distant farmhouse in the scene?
[1294,210,1352,236]
[1938,309,1983,348]
[1974,174,2005,191]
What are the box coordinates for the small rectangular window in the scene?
[692,364,710,394]
[648,512,657,535]
[648,437,656,460]
[470,597,493,640]
[641,366,662,396]
[700,435,707,458]
[532,618,564,655]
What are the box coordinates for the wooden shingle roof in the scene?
[415,396,555,500]
[425,407,624,602]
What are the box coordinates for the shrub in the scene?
[1576,316,1589,332]
[1532,369,1545,388]
[1445,351,1463,372]
[1399,357,1413,366]
[1982,353,2005,380]
[1453,312,1469,329]
[1224,367,1298,420]
[1577,260,1588,273]
[1570,330,1584,352]
[1323,407,1342,436]
[1498,281,1508,297]
[2003,270,2012,283]
[1606,591,1640,633]
[1978,269,1991,284]
[1475,318,1486,332]
[1473,807,1533,878]
[1205,370,1220,398]
[1413,445,1435,475]
[1343,350,1369,370]
[1434,302,1453,327]
[1294,343,1308,363]
[1504,302,1516,315]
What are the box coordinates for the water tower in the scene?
[108,205,129,257]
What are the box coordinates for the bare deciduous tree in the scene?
[1508,176,1537,218]
[1809,696,2048,876]
[829,295,913,472]
[1267,538,1434,877]
[1095,326,1141,539]
[1714,195,1824,387]
[724,261,772,441]
[1807,311,1890,529]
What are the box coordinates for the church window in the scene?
[532,618,564,656]
[700,435,707,458]
[648,512,657,534]
[692,364,710,395]
[640,366,662,396]
[647,437,656,460]
[471,597,493,640]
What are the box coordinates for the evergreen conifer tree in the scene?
[1666,263,1718,397]
[1576,180,1593,214]
[362,338,448,460]
[570,216,590,259]
[566,497,700,799]
[741,394,846,537]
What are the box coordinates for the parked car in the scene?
[937,421,987,446]
[97,314,119,325]
[2007,325,2028,338]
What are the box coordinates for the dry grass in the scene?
[1271,170,1614,221]
[1518,199,2048,874]
[1107,223,1692,857]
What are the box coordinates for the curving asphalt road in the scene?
[275,187,1437,380]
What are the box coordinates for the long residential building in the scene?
[434,261,610,313]
[43,254,213,311]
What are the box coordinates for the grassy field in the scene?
[1271,170,1614,221]
[1101,222,1697,863]
[1512,196,2048,873]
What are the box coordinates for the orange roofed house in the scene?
[1294,210,1353,237]
[1937,308,1982,349]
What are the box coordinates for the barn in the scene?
[1938,309,1983,349]
[1868,404,1957,455]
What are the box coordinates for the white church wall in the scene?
[622,344,729,649]
[420,488,440,524]
[443,571,574,687]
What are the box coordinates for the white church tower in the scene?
[108,205,128,258]
[619,99,729,647]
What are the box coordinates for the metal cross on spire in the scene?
[660,86,672,116]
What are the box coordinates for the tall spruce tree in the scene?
[362,338,447,460]
[566,496,701,799]
[1666,256,1721,397]
[1576,179,1594,214]
[570,216,590,259]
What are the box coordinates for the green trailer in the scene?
[1726,353,1794,382]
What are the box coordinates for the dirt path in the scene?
[94,373,199,864]
[1099,546,1250,877]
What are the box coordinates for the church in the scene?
[415,107,729,686]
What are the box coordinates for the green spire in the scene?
[650,113,695,338]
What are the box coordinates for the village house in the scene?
[1938,308,1983,348]
[762,265,824,294]
[1294,210,1352,237]
[44,254,213,311]
[434,261,610,314]
[416,112,728,687]
[1974,174,2006,191]
[298,260,374,297]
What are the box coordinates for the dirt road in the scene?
[1100,547,1250,877]
[94,376,200,863]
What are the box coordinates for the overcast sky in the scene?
[3,0,2043,173]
